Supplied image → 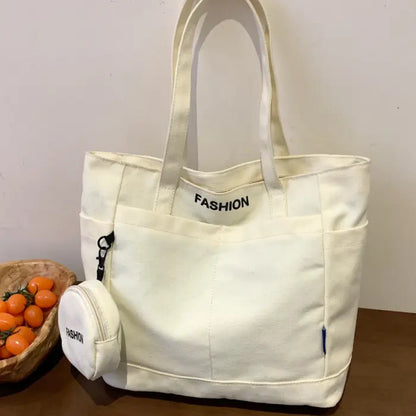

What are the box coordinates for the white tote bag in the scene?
[79,0,370,407]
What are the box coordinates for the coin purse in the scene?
[58,280,121,380]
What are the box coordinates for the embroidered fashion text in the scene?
[194,193,249,211]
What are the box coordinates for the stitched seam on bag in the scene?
[107,165,126,292]
[317,174,327,377]
[324,220,369,235]
[95,335,119,344]
[208,258,214,379]
[89,151,371,166]
[79,213,114,225]
[324,243,367,250]
[88,151,370,180]
[324,222,369,250]
[117,204,321,230]
[120,357,352,386]
[179,176,268,196]
[115,220,321,243]
[112,165,126,224]
[283,178,288,216]
[208,242,218,380]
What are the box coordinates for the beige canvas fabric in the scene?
[79,0,370,407]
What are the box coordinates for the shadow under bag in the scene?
[75,0,370,407]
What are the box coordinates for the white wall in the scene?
[0,1,414,313]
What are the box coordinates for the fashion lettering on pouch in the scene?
[194,193,249,211]
[66,327,84,344]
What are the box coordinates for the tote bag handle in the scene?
[155,0,285,216]
[172,0,289,158]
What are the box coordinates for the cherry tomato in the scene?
[5,334,29,355]
[0,345,13,359]
[24,305,44,328]
[0,313,16,331]
[35,290,57,309]
[6,294,27,315]
[0,301,7,313]
[13,313,25,326]
[14,326,36,344]
[28,277,54,295]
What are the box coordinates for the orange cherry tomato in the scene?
[0,313,16,331]
[0,301,7,313]
[0,345,13,359]
[35,290,57,309]
[14,326,36,344]
[28,277,54,295]
[13,313,25,326]
[24,305,44,328]
[5,334,29,355]
[6,294,27,315]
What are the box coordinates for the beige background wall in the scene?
[0,0,414,312]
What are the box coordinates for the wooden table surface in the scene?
[0,308,415,416]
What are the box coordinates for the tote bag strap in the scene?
[155,0,285,216]
[172,0,289,158]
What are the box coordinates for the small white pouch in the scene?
[58,280,121,380]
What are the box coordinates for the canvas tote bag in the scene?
[79,0,370,407]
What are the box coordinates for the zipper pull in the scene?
[96,231,115,281]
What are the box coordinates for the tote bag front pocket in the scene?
[109,205,326,383]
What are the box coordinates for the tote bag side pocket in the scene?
[324,222,369,376]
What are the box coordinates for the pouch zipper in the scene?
[96,232,115,281]
[75,285,108,341]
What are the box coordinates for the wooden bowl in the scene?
[0,259,76,382]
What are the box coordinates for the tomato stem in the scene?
[2,284,35,305]
[0,327,16,343]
